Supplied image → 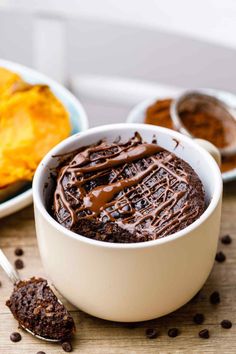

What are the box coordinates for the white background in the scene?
[0,0,236,126]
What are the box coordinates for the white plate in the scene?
[0,59,88,219]
[127,88,236,183]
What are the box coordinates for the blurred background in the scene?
[0,0,236,126]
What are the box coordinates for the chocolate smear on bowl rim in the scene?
[52,132,205,243]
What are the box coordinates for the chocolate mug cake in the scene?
[52,133,205,243]
[6,277,75,340]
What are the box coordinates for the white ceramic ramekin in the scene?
[33,123,222,322]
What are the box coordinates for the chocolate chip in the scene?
[199,329,209,339]
[210,291,220,304]
[215,251,226,263]
[193,313,205,325]
[10,332,22,342]
[15,248,24,256]
[221,234,232,245]
[37,352,46,354]
[15,259,24,269]
[221,320,232,329]
[62,341,72,352]
[168,328,179,337]
[146,328,158,339]
[0,280,2,287]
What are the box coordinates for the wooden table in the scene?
[0,180,236,353]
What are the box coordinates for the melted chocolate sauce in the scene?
[53,133,205,242]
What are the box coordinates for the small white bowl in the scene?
[0,59,88,218]
[33,123,222,322]
[127,89,236,183]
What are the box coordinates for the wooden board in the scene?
[0,180,236,353]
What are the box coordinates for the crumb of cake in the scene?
[6,277,75,340]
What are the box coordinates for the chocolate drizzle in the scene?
[53,133,205,242]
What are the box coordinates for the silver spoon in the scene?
[0,248,60,342]
[170,90,236,157]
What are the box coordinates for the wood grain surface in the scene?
[0,180,236,353]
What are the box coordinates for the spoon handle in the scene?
[0,249,20,284]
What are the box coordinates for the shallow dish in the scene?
[33,123,222,322]
[127,88,236,183]
[0,59,88,219]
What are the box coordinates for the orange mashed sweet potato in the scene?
[0,67,71,188]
